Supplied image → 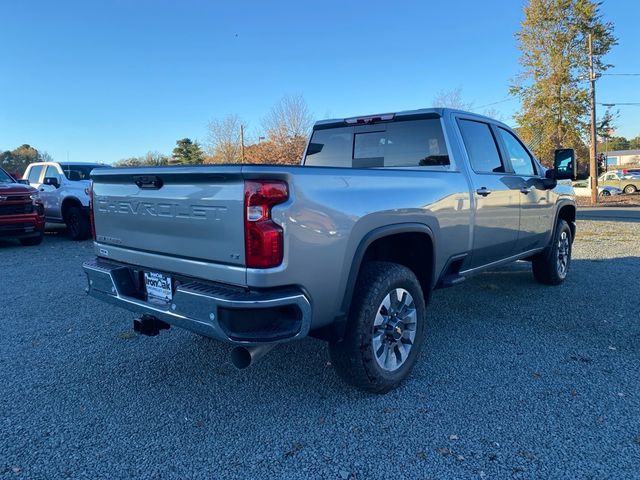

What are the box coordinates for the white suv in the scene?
[22,162,110,240]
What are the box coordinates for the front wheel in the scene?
[599,189,611,197]
[531,219,572,285]
[65,206,90,241]
[329,261,427,393]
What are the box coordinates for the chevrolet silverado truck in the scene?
[83,108,576,393]
[0,166,45,245]
[23,161,111,240]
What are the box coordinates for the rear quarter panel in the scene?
[242,165,472,329]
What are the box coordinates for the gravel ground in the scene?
[1,221,639,479]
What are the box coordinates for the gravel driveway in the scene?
[1,220,639,479]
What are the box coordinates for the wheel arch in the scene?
[316,223,436,342]
[61,196,84,219]
[556,202,576,241]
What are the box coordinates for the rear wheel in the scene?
[623,184,637,194]
[19,232,44,246]
[65,206,89,240]
[329,261,427,393]
[531,219,572,285]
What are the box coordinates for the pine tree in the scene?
[171,138,204,165]
[511,0,616,166]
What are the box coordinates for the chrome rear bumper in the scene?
[83,258,311,345]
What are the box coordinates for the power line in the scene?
[598,102,640,106]
[600,73,640,76]
[474,97,516,110]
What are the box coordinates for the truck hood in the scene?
[0,183,37,196]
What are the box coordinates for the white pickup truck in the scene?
[23,162,111,240]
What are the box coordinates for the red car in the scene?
[0,166,45,246]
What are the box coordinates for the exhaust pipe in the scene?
[230,344,276,369]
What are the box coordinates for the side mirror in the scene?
[17,179,30,185]
[553,148,575,180]
[542,169,558,189]
[43,176,60,188]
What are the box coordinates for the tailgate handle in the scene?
[133,175,163,189]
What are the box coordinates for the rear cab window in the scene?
[304,118,450,168]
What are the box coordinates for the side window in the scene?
[458,119,504,173]
[497,128,536,176]
[27,165,44,183]
[383,119,449,167]
[44,165,60,180]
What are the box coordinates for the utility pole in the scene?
[588,34,598,204]
[240,124,245,163]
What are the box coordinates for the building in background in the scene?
[605,149,640,167]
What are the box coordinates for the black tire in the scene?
[329,261,427,394]
[19,232,44,246]
[599,189,611,197]
[65,206,90,241]
[623,184,637,194]
[531,219,572,285]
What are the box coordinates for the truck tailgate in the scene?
[91,166,245,267]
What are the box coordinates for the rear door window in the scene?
[27,165,44,184]
[458,119,505,174]
[304,119,449,168]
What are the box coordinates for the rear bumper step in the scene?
[83,258,312,344]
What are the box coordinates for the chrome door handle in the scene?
[476,187,492,197]
[520,187,531,194]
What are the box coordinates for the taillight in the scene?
[88,181,96,240]
[244,180,288,268]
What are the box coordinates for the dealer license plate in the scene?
[144,271,172,303]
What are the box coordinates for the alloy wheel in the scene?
[556,231,570,279]
[372,288,417,372]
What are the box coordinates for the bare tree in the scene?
[263,94,313,142]
[431,88,473,110]
[481,108,506,122]
[143,151,169,165]
[206,114,244,163]
[261,94,313,164]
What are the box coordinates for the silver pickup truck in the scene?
[83,108,576,393]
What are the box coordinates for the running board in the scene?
[439,274,466,288]
[435,254,467,289]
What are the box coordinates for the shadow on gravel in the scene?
[2,248,639,478]
[115,256,640,400]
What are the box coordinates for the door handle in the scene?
[476,187,492,197]
[39,188,45,192]
[520,187,531,194]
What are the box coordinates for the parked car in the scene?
[572,180,622,197]
[83,108,576,393]
[0,166,45,245]
[620,168,640,177]
[598,171,640,194]
[22,162,111,240]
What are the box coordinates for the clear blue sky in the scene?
[1,0,638,164]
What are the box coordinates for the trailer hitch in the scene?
[133,315,170,336]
